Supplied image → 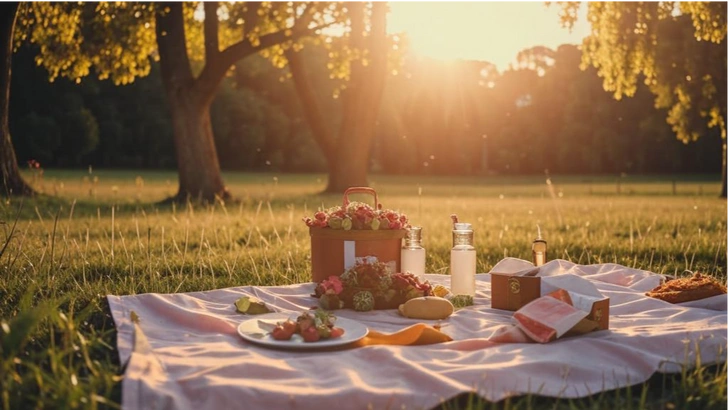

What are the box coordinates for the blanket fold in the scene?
[355,323,453,346]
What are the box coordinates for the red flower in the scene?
[314,211,327,221]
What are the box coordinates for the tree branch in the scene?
[242,2,262,37]
[204,2,219,64]
[285,48,336,164]
[155,2,194,88]
[195,19,336,105]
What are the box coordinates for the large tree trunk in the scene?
[326,3,388,193]
[0,2,33,197]
[155,1,321,202]
[166,89,229,202]
[327,126,371,191]
[721,142,726,198]
[287,2,388,194]
[156,3,228,203]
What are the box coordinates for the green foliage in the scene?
[211,81,291,171]
[13,2,349,85]
[9,46,174,169]
[10,39,724,175]
[13,112,60,164]
[15,2,157,85]
[557,2,727,143]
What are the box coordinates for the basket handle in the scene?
[342,187,378,209]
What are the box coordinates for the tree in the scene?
[557,1,727,197]
[15,2,339,201]
[154,2,336,201]
[284,2,389,193]
[0,2,33,196]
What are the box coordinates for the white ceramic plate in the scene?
[237,312,369,350]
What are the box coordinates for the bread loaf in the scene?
[398,296,454,320]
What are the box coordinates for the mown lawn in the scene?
[0,170,725,409]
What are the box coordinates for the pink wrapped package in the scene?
[512,290,589,343]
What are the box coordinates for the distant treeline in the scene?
[10,43,722,175]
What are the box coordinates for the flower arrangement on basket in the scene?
[314,257,432,312]
[303,201,409,231]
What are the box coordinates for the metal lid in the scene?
[404,226,423,247]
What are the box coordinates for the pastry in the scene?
[646,272,726,304]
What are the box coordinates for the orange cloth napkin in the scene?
[353,323,452,347]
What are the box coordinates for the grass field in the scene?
[0,170,726,409]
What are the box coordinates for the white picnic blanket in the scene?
[108,258,727,410]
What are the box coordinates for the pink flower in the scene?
[321,276,343,295]
[304,201,407,230]
[314,219,327,228]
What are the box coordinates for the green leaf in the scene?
[1,302,57,361]
[234,296,271,315]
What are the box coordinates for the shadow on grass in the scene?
[0,190,348,222]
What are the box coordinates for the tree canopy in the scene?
[557,2,726,143]
[10,2,349,200]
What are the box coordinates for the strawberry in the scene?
[271,325,293,341]
[281,319,297,335]
[301,325,321,343]
[329,327,345,339]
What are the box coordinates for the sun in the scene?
[387,2,589,71]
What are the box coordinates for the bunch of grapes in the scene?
[303,202,408,230]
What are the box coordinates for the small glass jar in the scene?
[532,238,547,267]
[401,226,426,279]
[401,226,425,279]
[450,223,476,296]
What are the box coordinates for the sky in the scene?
[387,2,590,71]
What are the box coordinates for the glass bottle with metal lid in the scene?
[401,226,426,279]
[532,226,547,267]
[450,222,476,296]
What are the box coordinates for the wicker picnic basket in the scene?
[309,187,406,283]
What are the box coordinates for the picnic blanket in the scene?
[108,258,727,410]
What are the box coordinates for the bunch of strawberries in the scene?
[270,310,345,343]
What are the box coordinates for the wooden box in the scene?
[491,268,609,330]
